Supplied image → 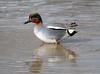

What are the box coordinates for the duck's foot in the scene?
[56,40,61,44]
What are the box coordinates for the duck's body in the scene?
[24,13,78,43]
[34,24,66,43]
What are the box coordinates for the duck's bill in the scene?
[24,20,31,24]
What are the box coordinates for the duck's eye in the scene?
[31,18,41,24]
[31,18,39,22]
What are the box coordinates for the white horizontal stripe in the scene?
[47,26,66,29]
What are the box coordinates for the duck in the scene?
[24,13,78,43]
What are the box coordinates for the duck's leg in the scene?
[56,39,61,44]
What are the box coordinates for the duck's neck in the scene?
[34,23,43,31]
[34,23,43,36]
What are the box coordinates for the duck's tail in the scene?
[66,29,78,37]
[65,22,78,37]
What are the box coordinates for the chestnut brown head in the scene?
[24,13,43,25]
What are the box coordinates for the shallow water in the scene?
[0,0,100,74]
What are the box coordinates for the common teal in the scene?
[24,13,78,43]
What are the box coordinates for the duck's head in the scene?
[24,13,43,25]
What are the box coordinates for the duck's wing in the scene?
[47,26,66,30]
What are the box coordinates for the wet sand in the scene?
[0,0,100,74]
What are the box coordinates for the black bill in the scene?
[24,20,31,24]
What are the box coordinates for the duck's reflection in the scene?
[35,44,76,63]
[27,44,76,73]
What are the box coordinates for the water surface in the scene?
[0,0,100,74]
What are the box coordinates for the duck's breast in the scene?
[34,26,57,43]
